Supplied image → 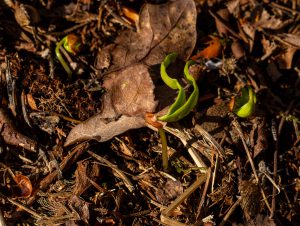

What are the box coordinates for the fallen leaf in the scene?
[65,65,156,146]
[65,0,197,146]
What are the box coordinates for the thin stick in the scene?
[163,171,208,217]
[6,197,43,219]
[270,2,300,14]
[196,168,212,220]
[270,100,295,218]
[232,119,272,212]
[219,197,242,226]
[88,150,134,192]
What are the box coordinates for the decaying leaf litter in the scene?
[0,0,299,225]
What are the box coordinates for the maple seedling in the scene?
[230,85,256,118]
[55,34,82,78]
[157,53,199,170]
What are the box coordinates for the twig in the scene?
[211,154,219,193]
[87,150,135,192]
[194,125,226,158]
[219,197,242,226]
[270,2,300,15]
[160,125,213,162]
[104,5,135,30]
[161,171,208,226]
[196,168,212,220]
[270,100,295,218]
[6,197,44,219]
[21,90,32,128]
[208,10,245,42]
[232,118,272,212]
[5,56,17,117]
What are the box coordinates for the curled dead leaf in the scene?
[26,93,38,111]
[122,6,139,25]
[14,174,32,198]
[191,36,222,60]
[0,108,37,152]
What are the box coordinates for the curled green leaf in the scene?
[158,53,186,121]
[63,34,82,55]
[232,86,256,118]
[158,54,199,122]
[55,34,82,78]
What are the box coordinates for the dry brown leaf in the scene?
[231,40,245,59]
[96,0,196,69]
[65,0,197,146]
[65,65,156,146]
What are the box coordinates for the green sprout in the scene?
[232,85,256,118]
[157,53,199,171]
[158,53,199,122]
[55,34,82,78]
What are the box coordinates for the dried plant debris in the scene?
[1,0,300,225]
[65,0,197,146]
[0,108,37,152]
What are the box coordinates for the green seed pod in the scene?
[63,34,82,55]
[232,86,256,118]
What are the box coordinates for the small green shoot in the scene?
[232,85,256,118]
[55,34,82,78]
[157,53,200,171]
[158,54,199,122]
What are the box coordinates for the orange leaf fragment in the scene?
[191,36,222,60]
[14,174,33,198]
[122,6,139,25]
[26,93,38,110]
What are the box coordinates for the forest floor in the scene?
[0,0,299,225]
